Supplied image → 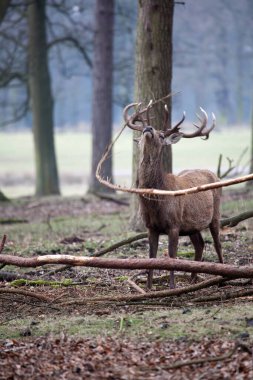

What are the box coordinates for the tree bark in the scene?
[88,0,115,193]
[1,254,253,279]
[130,0,174,230]
[0,0,10,22]
[0,0,11,200]
[28,0,60,196]
[247,94,253,187]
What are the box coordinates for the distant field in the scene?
[0,128,251,197]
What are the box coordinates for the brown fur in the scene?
[137,128,223,289]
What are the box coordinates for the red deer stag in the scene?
[124,101,223,289]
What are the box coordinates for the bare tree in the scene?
[0,0,11,201]
[28,0,60,195]
[88,0,115,193]
[0,1,93,196]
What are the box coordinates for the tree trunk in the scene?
[130,0,174,230]
[247,105,253,187]
[28,0,60,196]
[88,0,114,194]
[0,0,11,200]
[0,0,10,22]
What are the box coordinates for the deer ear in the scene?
[164,132,183,145]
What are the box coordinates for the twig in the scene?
[0,288,51,302]
[126,277,146,294]
[91,233,148,257]
[94,192,129,206]
[0,235,7,254]
[191,287,253,303]
[162,342,242,370]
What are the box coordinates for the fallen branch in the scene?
[220,210,253,228]
[192,287,253,303]
[91,233,148,257]
[90,209,252,258]
[163,342,241,370]
[60,276,224,304]
[0,287,51,302]
[1,254,253,279]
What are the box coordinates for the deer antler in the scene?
[123,101,154,132]
[181,107,216,139]
[164,105,186,137]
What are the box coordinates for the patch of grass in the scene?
[1,304,252,341]
[221,198,253,216]
[0,129,250,197]
[178,251,194,259]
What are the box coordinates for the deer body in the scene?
[124,102,223,288]
[138,168,219,235]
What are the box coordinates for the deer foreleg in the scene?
[147,229,159,289]
[168,228,179,289]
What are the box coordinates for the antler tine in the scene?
[180,107,215,139]
[123,102,145,132]
[164,111,186,137]
[162,104,169,130]
[145,100,153,125]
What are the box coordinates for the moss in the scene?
[9,278,73,287]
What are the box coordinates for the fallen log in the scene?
[0,254,253,279]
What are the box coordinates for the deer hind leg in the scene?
[209,220,223,264]
[147,229,159,289]
[168,228,179,289]
[189,232,205,282]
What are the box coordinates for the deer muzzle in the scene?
[143,127,154,138]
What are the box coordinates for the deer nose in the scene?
[143,127,154,137]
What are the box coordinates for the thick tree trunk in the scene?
[88,0,114,193]
[130,0,174,230]
[28,0,60,196]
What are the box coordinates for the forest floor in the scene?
[0,188,253,379]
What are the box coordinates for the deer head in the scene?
[123,101,216,161]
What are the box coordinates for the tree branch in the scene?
[60,276,224,304]
[96,123,253,196]
[163,342,242,370]
[0,254,253,279]
[48,36,92,68]
[0,288,51,302]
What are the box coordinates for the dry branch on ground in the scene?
[1,254,253,278]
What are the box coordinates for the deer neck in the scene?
[138,154,165,189]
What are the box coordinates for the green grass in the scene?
[0,128,251,197]
[1,304,253,341]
